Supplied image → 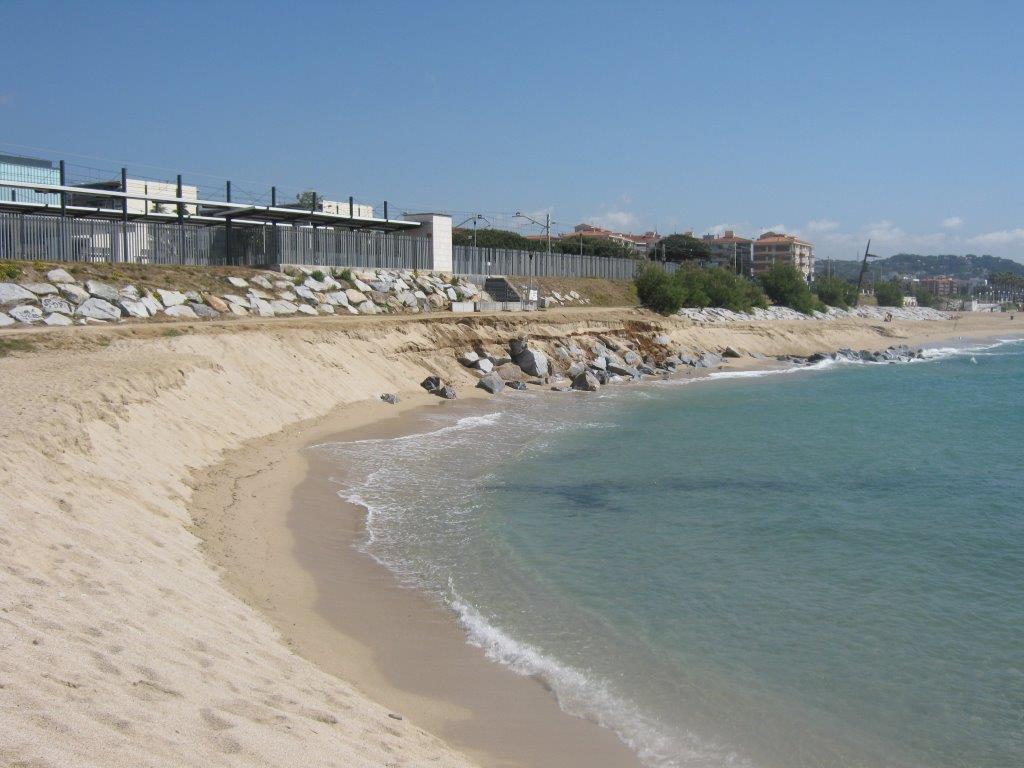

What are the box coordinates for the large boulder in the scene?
[0,283,36,305]
[476,358,494,374]
[157,289,187,307]
[141,294,163,316]
[296,304,317,316]
[723,346,742,358]
[23,282,58,296]
[436,384,457,399]
[85,281,119,302]
[380,393,400,405]
[47,268,75,283]
[568,361,587,378]
[515,348,549,378]
[476,372,505,394]
[164,304,198,319]
[506,380,528,391]
[0,312,13,327]
[458,351,480,366]
[41,295,73,315]
[653,334,671,346]
[420,375,442,392]
[269,300,298,315]
[119,299,150,319]
[75,297,121,321]
[58,283,90,304]
[623,350,641,366]
[606,361,639,377]
[590,356,607,371]
[509,336,530,357]
[227,276,249,288]
[346,289,367,305]
[189,302,220,319]
[571,370,601,392]
[43,312,73,326]
[357,301,380,315]
[203,294,229,313]
[9,305,43,324]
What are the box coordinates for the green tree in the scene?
[296,190,319,209]
[913,289,942,308]
[759,264,823,314]
[551,234,636,258]
[452,228,539,250]
[813,276,858,308]
[873,281,904,308]
[656,233,711,263]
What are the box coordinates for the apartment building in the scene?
[0,153,60,205]
[573,223,660,255]
[702,230,753,274]
[752,231,815,280]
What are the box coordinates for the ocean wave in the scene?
[313,411,504,450]
[447,585,750,768]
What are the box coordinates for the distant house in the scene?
[753,232,815,281]
[919,275,956,296]
[702,230,753,274]
[572,223,660,255]
[0,153,60,205]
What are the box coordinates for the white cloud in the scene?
[971,228,1024,245]
[586,210,639,231]
[705,222,748,236]
[942,216,963,229]
[806,219,839,233]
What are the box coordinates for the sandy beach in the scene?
[1,308,1018,767]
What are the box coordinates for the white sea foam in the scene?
[447,586,750,768]
[312,412,503,450]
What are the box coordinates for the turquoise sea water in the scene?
[321,338,1024,768]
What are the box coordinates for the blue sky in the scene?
[3,1,1023,261]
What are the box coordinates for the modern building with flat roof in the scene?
[0,154,60,205]
[753,231,815,280]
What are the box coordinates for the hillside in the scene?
[815,253,1024,281]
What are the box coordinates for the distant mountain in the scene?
[815,253,1024,281]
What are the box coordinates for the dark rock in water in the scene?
[695,353,721,369]
[571,370,600,391]
[380,393,400,405]
[723,346,742,358]
[607,361,638,377]
[507,380,528,391]
[476,372,505,394]
[421,375,442,392]
[436,384,457,399]
[808,352,829,363]
[858,350,874,361]
[515,348,549,377]
[638,364,657,375]
[594,369,610,385]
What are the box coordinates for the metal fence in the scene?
[0,211,428,270]
[452,245,676,280]
[272,226,430,270]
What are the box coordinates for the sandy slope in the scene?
[0,309,1015,767]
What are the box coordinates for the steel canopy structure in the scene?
[0,179,420,232]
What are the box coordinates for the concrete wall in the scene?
[404,213,453,272]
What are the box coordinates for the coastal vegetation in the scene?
[873,281,904,308]
[452,227,637,258]
[758,263,824,314]
[813,276,859,309]
[635,264,767,315]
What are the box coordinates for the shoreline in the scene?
[189,318,1021,768]
[4,308,1019,767]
